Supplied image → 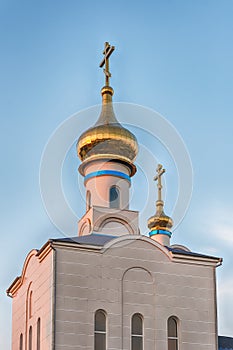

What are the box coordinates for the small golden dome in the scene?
[147,200,173,232]
[77,86,138,175]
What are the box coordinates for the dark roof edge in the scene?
[167,246,222,262]
[218,335,233,347]
[36,239,53,256]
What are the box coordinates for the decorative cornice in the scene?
[6,244,53,298]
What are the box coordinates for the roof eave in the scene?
[171,252,223,266]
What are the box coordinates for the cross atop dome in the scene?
[154,164,166,203]
[148,163,173,246]
[99,42,115,86]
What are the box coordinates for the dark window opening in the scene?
[37,318,41,350]
[29,326,32,350]
[19,333,23,350]
[109,186,120,208]
[131,313,143,350]
[168,316,179,350]
[94,309,106,350]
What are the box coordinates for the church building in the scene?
[7,43,223,350]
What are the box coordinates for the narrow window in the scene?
[168,316,179,350]
[37,318,41,350]
[109,186,120,208]
[94,309,106,350]
[86,191,91,211]
[131,313,143,350]
[29,326,32,350]
[19,333,23,350]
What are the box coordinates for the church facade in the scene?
[7,43,222,350]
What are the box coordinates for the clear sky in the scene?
[1,0,233,348]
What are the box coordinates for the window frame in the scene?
[94,309,107,350]
[131,313,143,350]
[109,185,120,208]
[167,316,179,350]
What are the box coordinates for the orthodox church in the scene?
[7,43,224,350]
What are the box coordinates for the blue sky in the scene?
[1,0,233,348]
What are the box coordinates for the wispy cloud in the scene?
[197,201,233,247]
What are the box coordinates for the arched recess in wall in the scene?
[25,282,33,349]
[122,267,155,349]
[109,185,120,208]
[26,283,33,320]
[29,291,33,318]
[96,216,135,235]
[79,218,91,236]
[86,190,91,211]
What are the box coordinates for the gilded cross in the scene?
[154,164,166,202]
[99,42,115,86]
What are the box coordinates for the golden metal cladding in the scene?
[147,209,173,231]
[77,85,138,170]
[78,123,138,160]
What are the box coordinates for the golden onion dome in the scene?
[77,86,138,176]
[147,200,173,232]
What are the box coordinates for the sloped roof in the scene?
[7,233,222,297]
[219,336,233,349]
[51,233,221,261]
[167,246,221,261]
[52,233,116,246]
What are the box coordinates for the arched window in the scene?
[131,313,143,350]
[37,318,41,350]
[19,333,23,350]
[168,316,179,350]
[94,309,106,350]
[109,186,120,208]
[28,326,32,350]
[86,191,91,211]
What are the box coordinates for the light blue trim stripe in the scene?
[149,229,172,238]
[84,170,131,183]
